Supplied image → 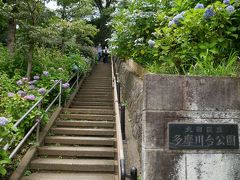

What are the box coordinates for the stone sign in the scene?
[169,123,239,150]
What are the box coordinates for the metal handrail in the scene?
[2,72,80,159]
[13,80,61,128]
[111,57,126,180]
[112,56,138,180]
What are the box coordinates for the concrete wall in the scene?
[117,60,143,155]
[142,75,240,180]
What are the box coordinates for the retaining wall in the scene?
[117,59,240,180]
[142,75,240,180]
[117,60,144,155]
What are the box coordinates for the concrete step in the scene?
[51,127,115,136]
[83,83,112,86]
[77,91,112,95]
[83,80,112,84]
[45,136,116,146]
[38,146,115,158]
[75,92,113,98]
[84,80,112,83]
[78,90,112,94]
[70,105,113,109]
[80,86,112,89]
[75,94,113,98]
[81,87,112,89]
[86,80,112,83]
[21,172,117,180]
[60,114,114,120]
[63,108,114,115]
[81,87,112,90]
[73,98,113,102]
[87,77,112,79]
[71,101,113,106]
[56,120,115,128]
[83,84,112,87]
[75,95,113,99]
[30,158,116,172]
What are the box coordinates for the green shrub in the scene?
[0,45,94,176]
[110,0,240,76]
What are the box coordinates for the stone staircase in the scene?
[22,63,118,180]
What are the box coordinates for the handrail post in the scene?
[36,119,40,144]
[121,104,126,140]
[130,167,137,180]
[120,159,126,180]
[113,57,116,76]
[117,81,121,104]
[59,80,62,107]
[77,72,79,87]
[36,101,42,143]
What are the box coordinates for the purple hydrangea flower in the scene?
[29,80,38,85]
[33,75,40,80]
[8,92,15,97]
[17,80,23,86]
[62,83,70,89]
[194,3,204,9]
[29,85,35,90]
[24,94,35,101]
[148,39,155,48]
[38,88,47,95]
[43,71,49,76]
[168,20,175,27]
[0,117,9,126]
[223,0,230,5]
[180,11,186,16]
[17,90,27,97]
[226,5,235,13]
[204,8,215,19]
[173,13,184,25]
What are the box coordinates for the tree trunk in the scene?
[7,18,16,55]
[61,5,66,53]
[61,28,66,53]
[26,43,34,79]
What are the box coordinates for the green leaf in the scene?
[209,49,218,54]
[231,34,238,39]
[0,166,7,176]
[199,44,206,49]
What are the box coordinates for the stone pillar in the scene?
[142,75,240,180]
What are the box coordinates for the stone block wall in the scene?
[142,74,240,180]
[117,60,143,155]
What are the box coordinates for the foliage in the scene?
[0,45,94,177]
[110,0,240,76]
[55,0,97,53]
[0,0,97,177]
[90,0,120,46]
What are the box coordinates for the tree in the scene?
[56,0,95,52]
[17,0,51,79]
[0,0,17,54]
[6,0,17,55]
[91,0,117,46]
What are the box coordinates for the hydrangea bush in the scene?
[0,117,11,176]
[0,46,94,176]
[110,0,240,75]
